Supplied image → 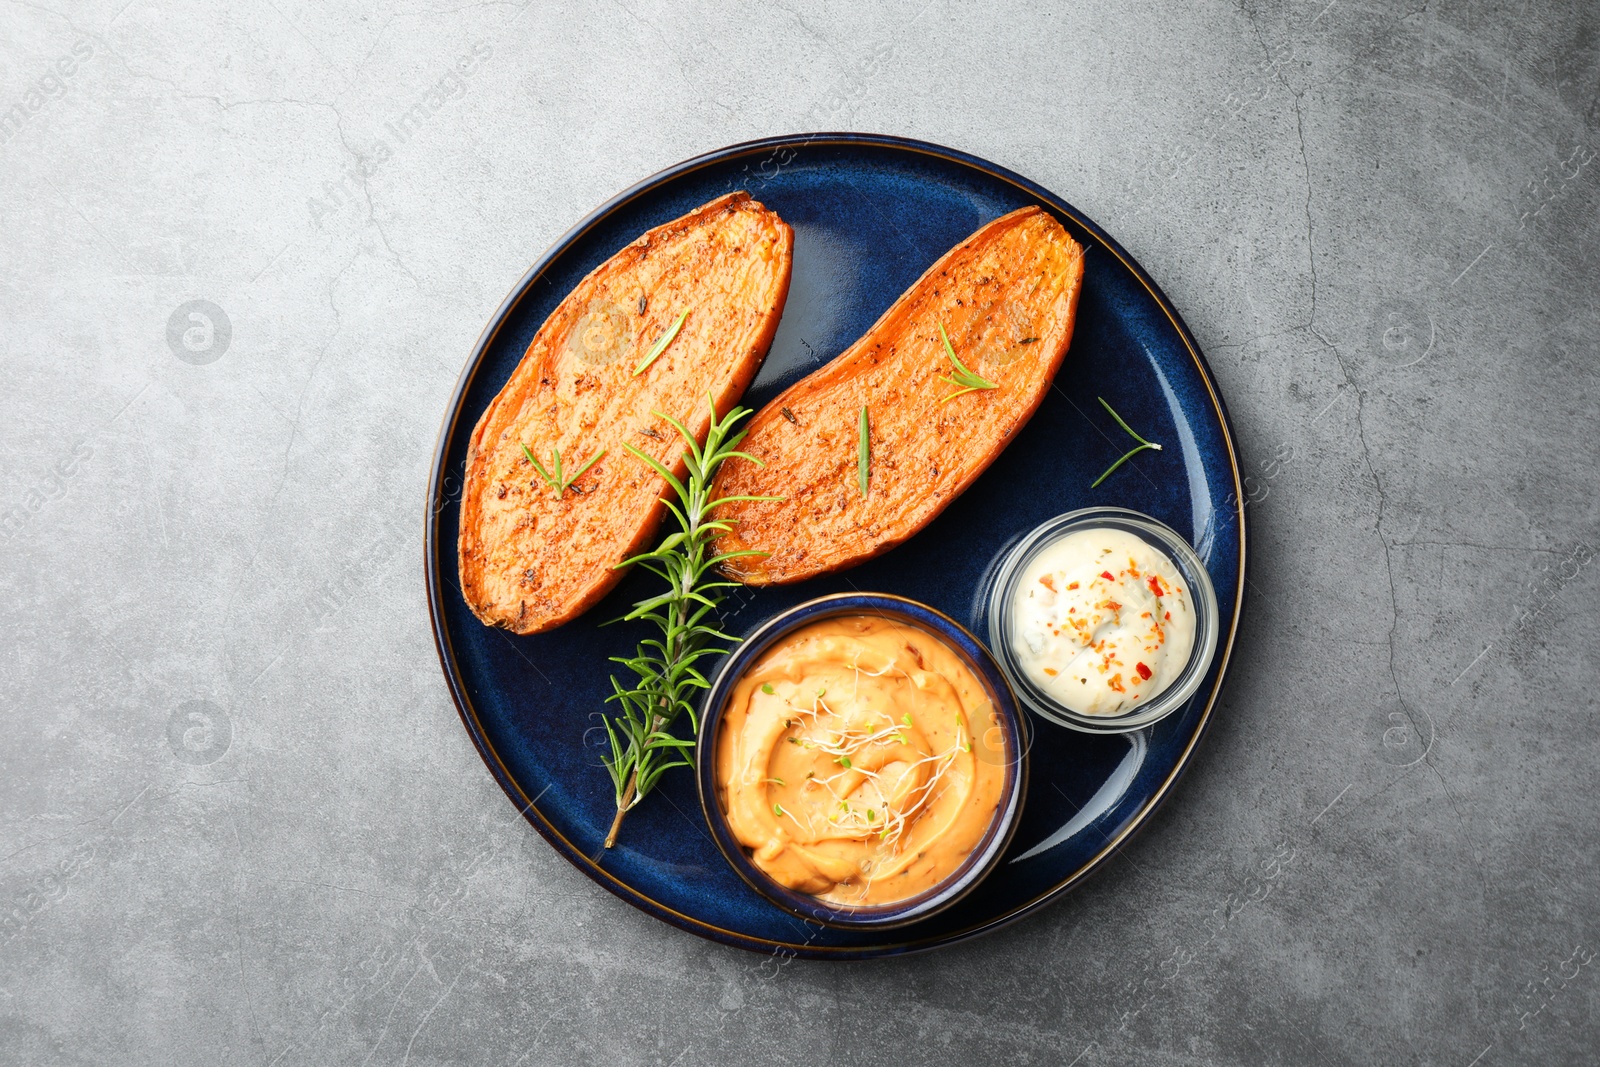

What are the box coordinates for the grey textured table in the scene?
[3,2,1597,1064]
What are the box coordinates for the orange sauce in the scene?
[714,615,1008,906]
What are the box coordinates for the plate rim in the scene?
[423,132,1249,959]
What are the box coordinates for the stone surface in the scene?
[2,1,1597,1064]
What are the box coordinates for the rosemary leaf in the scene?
[521,443,556,489]
[1090,397,1163,488]
[857,405,870,496]
[565,447,607,486]
[1090,444,1155,489]
[1098,396,1159,449]
[632,308,689,377]
[937,323,999,404]
[521,442,606,497]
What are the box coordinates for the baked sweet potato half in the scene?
[459,192,793,633]
[711,206,1084,585]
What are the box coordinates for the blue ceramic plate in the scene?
[426,134,1246,959]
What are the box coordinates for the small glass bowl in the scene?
[697,593,1029,930]
[986,507,1219,735]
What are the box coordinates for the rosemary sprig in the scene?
[1090,397,1163,488]
[857,405,870,495]
[521,443,606,497]
[632,308,689,376]
[600,397,779,848]
[937,323,998,404]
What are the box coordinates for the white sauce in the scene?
[1008,528,1196,716]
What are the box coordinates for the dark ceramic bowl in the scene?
[697,593,1029,930]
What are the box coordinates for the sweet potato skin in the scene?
[459,192,793,633]
[711,207,1084,585]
